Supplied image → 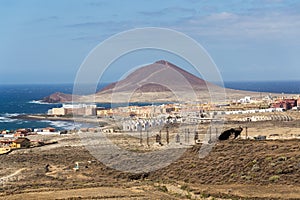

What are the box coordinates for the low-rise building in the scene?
[35,127,60,135]
[97,108,113,117]
[11,138,31,148]
[51,107,66,116]
[48,103,97,116]
[271,98,297,110]
[14,128,31,137]
[238,96,252,103]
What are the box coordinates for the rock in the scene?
[42,92,73,103]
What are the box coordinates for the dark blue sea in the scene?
[0,84,160,131]
[0,81,299,130]
[224,81,300,94]
[0,84,75,131]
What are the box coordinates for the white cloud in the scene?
[173,11,300,41]
[207,12,239,21]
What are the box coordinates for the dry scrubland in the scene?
[0,113,300,199]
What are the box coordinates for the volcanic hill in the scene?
[43,60,258,103]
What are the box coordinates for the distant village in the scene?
[48,95,299,120]
[1,94,299,154]
[45,95,300,134]
[0,126,67,155]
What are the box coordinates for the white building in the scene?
[62,103,96,109]
[238,96,252,103]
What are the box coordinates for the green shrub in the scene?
[201,193,211,198]
[269,175,280,182]
[278,156,287,161]
[180,184,190,191]
[275,169,283,174]
[156,185,168,193]
[265,156,272,161]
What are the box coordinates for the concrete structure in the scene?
[51,107,66,116]
[48,103,97,116]
[35,127,60,135]
[13,128,31,137]
[238,96,252,103]
[3,134,14,138]
[240,116,272,122]
[223,107,284,115]
[271,99,297,110]
[122,118,165,132]
[97,108,113,117]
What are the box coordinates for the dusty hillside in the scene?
[0,133,299,199]
[150,139,300,186]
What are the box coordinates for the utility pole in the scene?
[140,130,143,145]
[166,127,169,144]
[146,130,149,147]
[209,126,212,143]
[187,128,190,144]
[159,130,162,141]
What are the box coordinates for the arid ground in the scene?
[0,112,300,199]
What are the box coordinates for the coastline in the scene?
[12,114,108,126]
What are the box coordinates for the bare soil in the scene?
[0,119,300,199]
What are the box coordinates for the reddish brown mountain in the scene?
[43,60,256,103]
[98,60,210,94]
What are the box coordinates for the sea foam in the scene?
[0,116,18,123]
[28,100,60,105]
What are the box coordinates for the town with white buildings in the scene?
[47,95,300,125]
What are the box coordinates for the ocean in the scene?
[0,81,299,131]
[0,84,159,131]
[0,84,76,131]
[224,81,300,94]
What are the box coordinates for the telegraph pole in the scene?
[166,126,169,144]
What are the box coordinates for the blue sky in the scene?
[1,0,300,84]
